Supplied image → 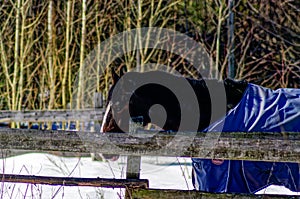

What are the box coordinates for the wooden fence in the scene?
[0,109,299,198]
[0,109,104,123]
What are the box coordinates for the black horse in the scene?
[101,69,300,194]
[101,70,248,133]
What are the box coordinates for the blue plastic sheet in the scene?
[193,83,300,193]
[30,122,77,130]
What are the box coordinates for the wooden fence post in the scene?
[126,155,141,179]
[91,92,103,132]
[94,92,103,108]
[126,117,143,198]
[91,92,103,161]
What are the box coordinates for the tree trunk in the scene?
[11,0,22,128]
[62,0,72,109]
[76,0,87,129]
[215,0,223,79]
[47,0,55,111]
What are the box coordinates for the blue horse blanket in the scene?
[192,83,300,193]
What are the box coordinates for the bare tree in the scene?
[62,0,73,109]
[0,0,299,114]
[47,0,55,110]
[76,0,87,131]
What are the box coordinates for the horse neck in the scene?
[189,78,248,131]
[223,78,248,110]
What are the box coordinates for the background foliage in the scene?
[0,0,299,111]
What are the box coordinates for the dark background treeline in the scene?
[0,0,299,111]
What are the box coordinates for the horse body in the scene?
[101,70,300,194]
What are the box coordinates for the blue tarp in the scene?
[192,83,300,193]
[29,122,77,130]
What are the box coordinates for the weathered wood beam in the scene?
[131,189,298,199]
[0,149,92,159]
[0,174,148,189]
[0,128,299,162]
[0,109,104,122]
[126,120,142,180]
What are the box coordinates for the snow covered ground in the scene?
[0,153,299,198]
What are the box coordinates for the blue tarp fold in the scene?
[193,83,300,193]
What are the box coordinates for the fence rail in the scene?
[1,109,299,198]
[0,174,148,189]
[0,109,104,122]
[0,128,299,162]
[131,189,296,199]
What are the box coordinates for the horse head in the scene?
[101,69,182,133]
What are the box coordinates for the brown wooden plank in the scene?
[131,189,297,199]
[0,109,104,122]
[0,174,148,189]
[0,128,299,162]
